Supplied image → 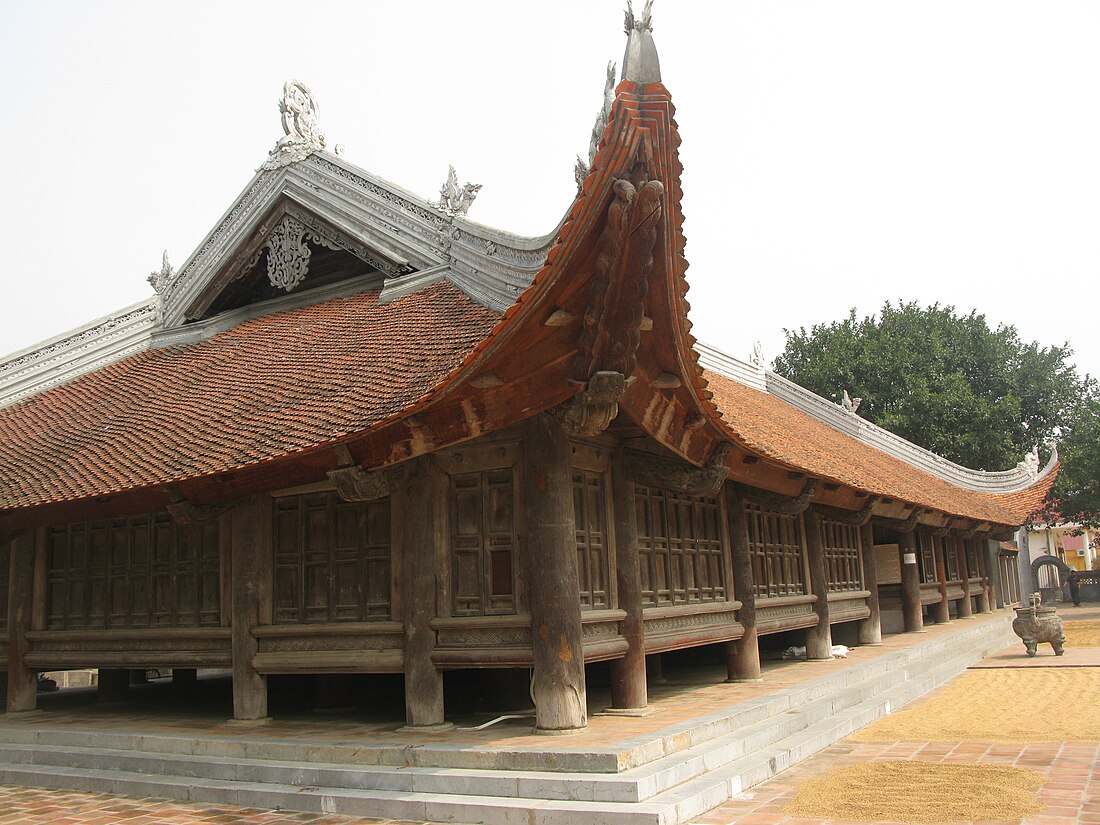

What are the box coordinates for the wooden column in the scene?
[899,530,924,632]
[400,458,449,728]
[972,539,992,613]
[857,523,882,644]
[523,414,586,733]
[955,537,974,618]
[609,451,646,710]
[6,529,38,713]
[982,540,998,612]
[725,486,761,681]
[229,495,270,724]
[803,509,833,660]
[932,537,951,624]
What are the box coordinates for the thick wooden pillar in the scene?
[6,529,38,713]
[955,537,974,618]
[899,530,924,632]
[400,458,449,728]
[725,486,761,681]
[609,451,646,711]
[229,495,270,724]
[803,509,832,660]
[932,537,951,624]
[857,523,882,644]
[523,414,586,733]
[981,540,997,612]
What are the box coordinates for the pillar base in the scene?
[398,722,455,733]
[533,725,587,736]
[224,717,273,728]
[725,676,764,683]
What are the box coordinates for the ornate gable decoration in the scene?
[262,80,326,171]
[433,166,482,216]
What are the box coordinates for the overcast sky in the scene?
[2,1,1097,381]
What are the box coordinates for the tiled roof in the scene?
[704,368,1054,525]
[0,283,498,511]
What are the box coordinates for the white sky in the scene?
[2,0,1098,379]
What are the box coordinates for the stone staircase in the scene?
[0,617,1014,825]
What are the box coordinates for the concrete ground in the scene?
[0,605,1095,824]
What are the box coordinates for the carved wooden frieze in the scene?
[813,496,878,526]
[738,478,819,515]
[557,370,628,437]
[328,462,414,502]
[624,442,732,497]
[560,165,665,436]
[166,499,231,527]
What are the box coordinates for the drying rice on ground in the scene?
[852,668,1100,742]
[1062,619,1100,647]
[784,761,1043,823]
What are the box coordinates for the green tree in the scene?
[774,301,1099,524]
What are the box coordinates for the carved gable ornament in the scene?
[262,80,326,171]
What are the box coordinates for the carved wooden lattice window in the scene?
[821,518,864,592]
[745,503,806,598]
[0,539,10,632]
[636,487,725,607]
[47,515,220,630]
[917,533,938,584]
[273,493,391,624]
[965,539,980,577]
[451,468,516,616]
[943,536,959,580]
[573,469,611,609]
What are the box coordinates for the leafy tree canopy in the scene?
[773,301,1100,526]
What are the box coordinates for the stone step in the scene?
[0,616,1014,825]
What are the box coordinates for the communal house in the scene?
[0,9,1055,736]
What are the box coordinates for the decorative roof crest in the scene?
[261,79,326,171]
[1017,444,1041,481]
[148,250,175,294]
[749,340,766,375]
[624,0,654,33]
[622,0,661,83]
[840,389,862,415]
[433,165,481,216]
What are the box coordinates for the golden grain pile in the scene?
[850,668,1100,742]
[784,761,1043,823]
[1063,620,1100,647]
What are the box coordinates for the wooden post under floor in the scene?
[857,523,882,645]
[899,530,924,632]
[955,537,974,618]
[932,536,951,624]
[6,529,38,713]
[725,486,761,681]
[523,414,586,733]
[609,450,647,711]
[229,495,270,724]
[803,509,833,660]
[400,457,450,728]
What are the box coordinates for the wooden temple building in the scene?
[0,10,1055,736]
